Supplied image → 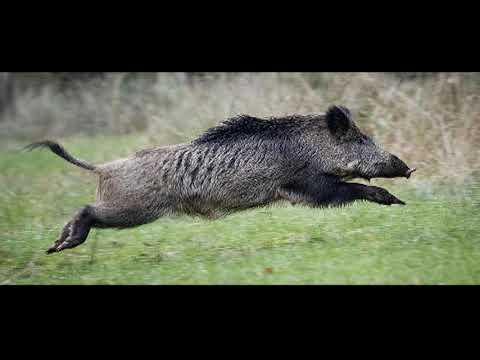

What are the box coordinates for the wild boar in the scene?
[25,105,415,254]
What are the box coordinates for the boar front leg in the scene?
[340,183,406,206]
[279,178,405,207]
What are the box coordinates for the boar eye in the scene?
[359,135,371,145]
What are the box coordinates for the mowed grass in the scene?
[1,135,479,284]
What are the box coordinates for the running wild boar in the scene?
[25,105,416,254]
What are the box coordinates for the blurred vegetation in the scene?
[1,72,479,284]
[1,72,479,185]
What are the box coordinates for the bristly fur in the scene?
[28,105,412,254]
[192,113,322,145]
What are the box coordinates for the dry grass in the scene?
[1,72,479,184]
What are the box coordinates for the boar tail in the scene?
[23,140,96,171]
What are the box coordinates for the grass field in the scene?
[1,135,479,284]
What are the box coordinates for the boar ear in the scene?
[326,105,352,137]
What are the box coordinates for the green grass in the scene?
[1,135,479,284]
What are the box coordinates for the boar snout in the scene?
[393,156,417,179]
[387,154,414,179]
[405,167,416,179]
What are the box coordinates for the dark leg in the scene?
[355,184,406,206]
[326,183,406,206]
[46,206,95,254]
[46,203,159,254]
[278,176,405,208]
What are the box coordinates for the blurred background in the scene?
[1,72,479,284]
[1,72,478,184]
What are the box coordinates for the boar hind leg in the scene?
[46,205,95,254]
[46,203,160,254]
